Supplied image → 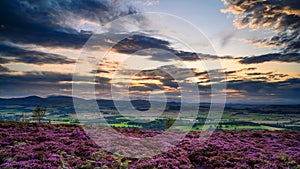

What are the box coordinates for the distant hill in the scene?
[46,95,74,101]
[0,96,299,114]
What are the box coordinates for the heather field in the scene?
[0,122,299,169]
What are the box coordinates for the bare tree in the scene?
[32,106,46,123]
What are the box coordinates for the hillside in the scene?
[0,122,299,168]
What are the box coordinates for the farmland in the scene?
[0,96,299,131]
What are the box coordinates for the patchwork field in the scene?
[1,96,299,131]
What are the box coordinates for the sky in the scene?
[0,0,299,104]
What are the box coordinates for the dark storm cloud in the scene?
[0,43,75,65]
[0,71,72,96]
[0,71,111,97]
[226,78,300,101]
[112,34,171,57]
[130,65,224,91]
[116,65,195,90]
[0,0,233,65]
[0,0,88,48]
[240,53,300,64]
[0,72,73,84]
[0,71,111,87]
[222,0,300,52]
[0,0,137,48]
[0,57,10,64]
[112,34,237,62]
[1,0,223,65]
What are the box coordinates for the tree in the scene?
[32,106,46,123]
[165,117,176,129]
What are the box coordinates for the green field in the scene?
[1,109,299,131]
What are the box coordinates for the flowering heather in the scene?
[0,122,299,168]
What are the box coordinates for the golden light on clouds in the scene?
[274,6,300,17]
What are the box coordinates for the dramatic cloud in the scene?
[240,52,300,64]
[112,35,196,62]
[112,34,236,62]
[0,43,75,65]
[128,65,300,103]
[0,0,137,48]
[0,0,298,104]
[0,71,111,97]
[0,66,298,103]
[195,67,291,83]
[0,71,72,97]
[222,0,300,52]
[226,78,300,103]
[0,72,73,84]
[112,35,171,54]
